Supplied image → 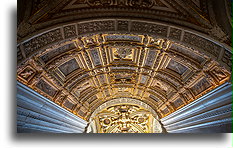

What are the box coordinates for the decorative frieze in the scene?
[117,20,129,31]
[183,32,221,58]
[77,21,115,35]
[63,25,77,39]
[23,29,63,57]
[86,0,155,8]
[131,21,168,37]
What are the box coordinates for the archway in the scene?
[17,30,231,121]
[17,0,232,133]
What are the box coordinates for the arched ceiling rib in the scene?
[90,98,159,120]
[17,1,231,121]
[17,0,231,45]
[17,19,231,120]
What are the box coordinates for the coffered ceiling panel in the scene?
[17,31,231,120]
[17,1,231,122]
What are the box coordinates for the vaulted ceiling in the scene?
[17,0,232,121]
[89,103,162,133]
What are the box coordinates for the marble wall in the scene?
[17,82,87,133]
[17,81,232,133]
[161,82,232,133]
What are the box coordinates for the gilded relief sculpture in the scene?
[17,0,231,133]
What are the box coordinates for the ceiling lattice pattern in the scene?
[17,33,230,120]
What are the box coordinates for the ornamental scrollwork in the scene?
[86,0,155,8]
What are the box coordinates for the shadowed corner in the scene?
[10,6,17,141]
[231,0,233,141]
[12,132,227,143]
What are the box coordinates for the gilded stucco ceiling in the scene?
[17,0,231,123]
[88,104,162,133]
[17,32,231,120]
[87,98,163,133]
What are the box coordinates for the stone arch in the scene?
[17,19,231,71]
[90,97,159,120]
[87,98,164,133]
[17,3,231,121]
[17,0,232,133]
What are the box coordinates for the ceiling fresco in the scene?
[17,0,231,129]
